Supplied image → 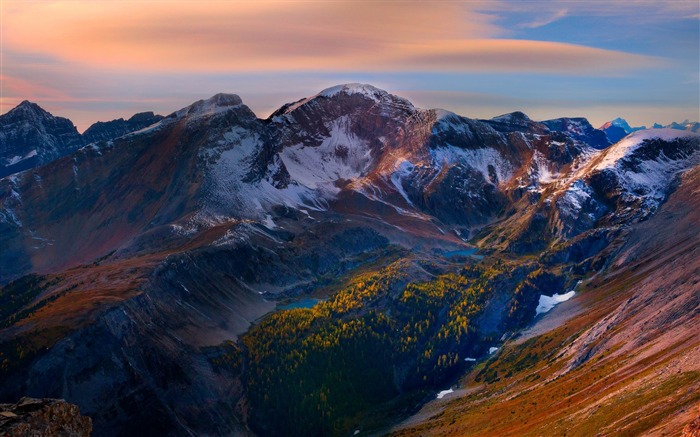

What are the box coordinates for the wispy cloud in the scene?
[0,0,695,129]
[3,1,661,75]
[519,8,568,29]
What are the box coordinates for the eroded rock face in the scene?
[0,397,92,437]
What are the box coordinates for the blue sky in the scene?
[1,0,698,131]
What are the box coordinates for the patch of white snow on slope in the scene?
[389,159,415,206]
[279,116,372,193]
[557,179,594,218]
[533,150,558,184]
[6,150,37,166]
[431,146,512,184]
[536,290,576,315]
[436,389,454,399]
[206,127,318,218]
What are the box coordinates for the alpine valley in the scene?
[1,84,698,436]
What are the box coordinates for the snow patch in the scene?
[204,117,372,222]
[389,159,415,206]
[206,129,318,218]
[5,150,37,166]
[557,179,593,218]
[318,83,384,100]
[263,214,277,229]
[489,347,499,355]
[533,150,558,184]
[431,146,512,184]
[436,389,454,399]
[279,116,372,192]
[535,290,575,315]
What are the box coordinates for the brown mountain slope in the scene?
[390,166,700,437]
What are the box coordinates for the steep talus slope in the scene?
[391,165,700,437]
[0,84,698,436]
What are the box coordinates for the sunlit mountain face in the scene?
[1,85,698,436]
[1,2,698,436]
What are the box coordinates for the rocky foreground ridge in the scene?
[0,397,91,436]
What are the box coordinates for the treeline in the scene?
[240,260,513,436]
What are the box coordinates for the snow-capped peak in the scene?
[184,93,243,117]
[275,83,415,117]
[162,93,245,121]
[594,128,699,170]
[317,83,386,100]
[599,117,646,133]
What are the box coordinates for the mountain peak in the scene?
[169,93,246,120]
[9,100,49,118]
[600,117,646,133]
[190,93,243,112]
[127,111,160,123]
[272,83,415,118]
[317,83,386,100]
[600,117,632,131]
[491,111,531,124]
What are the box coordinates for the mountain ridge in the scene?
[0,102,165,178]
[1,84,699,436]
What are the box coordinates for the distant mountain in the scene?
[1,84,698,436]
[600,117,646,133]
[0,102,163,178]
[599,117,646,143]
[82,111,164,143]
[600,117,699,143]
[667,119,700,132]
[541,117,610,149]
[0,101,84,178]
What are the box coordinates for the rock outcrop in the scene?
[0,397,92,437]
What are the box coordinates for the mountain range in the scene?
[0,102,163,178]
[599,116,699,143]
[0,84,698,436]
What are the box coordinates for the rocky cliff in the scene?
[0,397,92,437]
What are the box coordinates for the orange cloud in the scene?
[3,1,661,75]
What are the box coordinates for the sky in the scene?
[1,0,698,132]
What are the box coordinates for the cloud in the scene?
[1,0,693,130]
[389,39,663,74]
[2,1,661,75]
[519,8,568,28]
[493,0,700,22]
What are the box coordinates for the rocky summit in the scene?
[0,84,698,436]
